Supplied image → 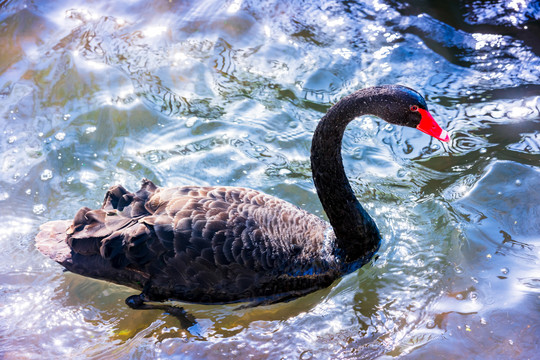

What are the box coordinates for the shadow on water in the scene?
[0,0,539,359]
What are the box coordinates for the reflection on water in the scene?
[1,0,539,358]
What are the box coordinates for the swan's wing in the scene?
[136,184,336,301]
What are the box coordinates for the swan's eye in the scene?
[410,105,419,112]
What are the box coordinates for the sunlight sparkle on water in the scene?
[142,25,168,38]
[332,48,354,60]
[80,171,99,189]
[33,204,46,215]
[115,17,127,26]
[55,132,66,141]
[472,33,505,50]
[172,50,189,66]
[373,45,397,60]
[508,105,532,119]
[74,55,110,71]
[227,0,243,13]
[320,14,345,28]
[263,25,272,38]
[85,126,97,134]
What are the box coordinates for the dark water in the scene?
[1,0,539,358]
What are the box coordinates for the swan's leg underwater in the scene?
[125,283,197,329]
[126,294,197,329]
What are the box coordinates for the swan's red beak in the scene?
[416,108,450,142]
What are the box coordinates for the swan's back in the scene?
[36,179,341,304]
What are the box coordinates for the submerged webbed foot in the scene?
[125,293,198,331]
[125,293,149,309]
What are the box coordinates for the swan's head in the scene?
[375,85,450,142]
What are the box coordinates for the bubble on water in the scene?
[456,293,464,300]
[479,147,487,154]
[397,168,409,178]
[40,169,53,181]
[186,117,197,127]
[25,189,31,195]
[500,267,509,275]
[515,179,522,186]
[55,132,66,141]
[254,145,266,152]
[480,318,487,325]
[263,133,276,142]
[508,339,513,345]
[279,168,291,176]
[7,135,16,144]
[300,350,313,360]
[454,266,463,274]
[63,114,71,121]
[470,292,478,301]
[33,204,46,214]
[0,192,9,201]
[426,320,436,329]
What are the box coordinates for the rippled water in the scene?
[1,0,539,358]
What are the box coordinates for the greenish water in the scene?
[0,0,539,358]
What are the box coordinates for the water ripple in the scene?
[1,0,539,358]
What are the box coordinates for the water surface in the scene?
[0,0,539,358]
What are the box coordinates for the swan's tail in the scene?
[34,179,159,288]
[35,220,72,265]
[35,218,150,290]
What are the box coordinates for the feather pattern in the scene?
[38,179,343,303]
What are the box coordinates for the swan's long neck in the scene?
[311,91,382,263]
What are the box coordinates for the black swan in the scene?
[35,85,449,311]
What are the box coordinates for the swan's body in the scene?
[36,85,449,308]
[37,182,351,304]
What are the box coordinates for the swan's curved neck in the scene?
[311,91,382,262]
